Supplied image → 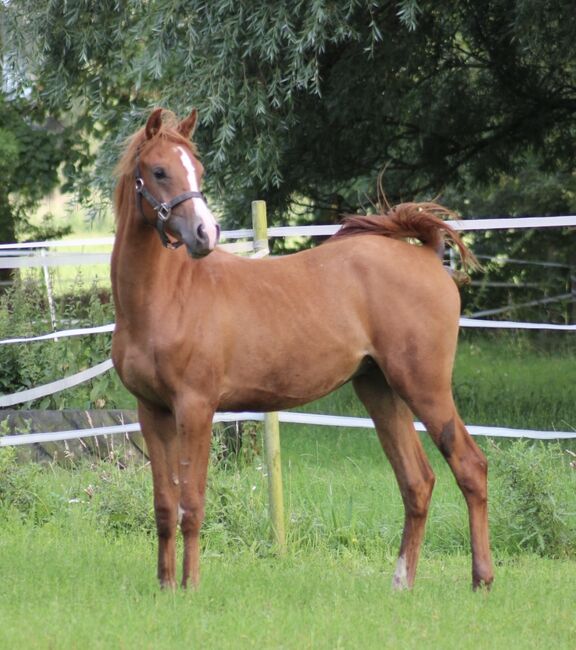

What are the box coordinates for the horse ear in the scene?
[145,108,164,140]
[178,109,198,139]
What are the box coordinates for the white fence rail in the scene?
[2,411,574,448]
[1,212,574,444]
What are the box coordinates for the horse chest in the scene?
[112,334,172,406]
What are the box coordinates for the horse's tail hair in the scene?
[331,202,480,271]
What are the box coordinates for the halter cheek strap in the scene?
[134,163,207,250]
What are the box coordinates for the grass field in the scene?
[3,209,576,648]
[1,382,575,648]
[1,520,575,649]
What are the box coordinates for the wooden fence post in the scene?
[251,200,286,551]
[251,200,269,253]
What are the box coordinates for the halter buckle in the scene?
[135,177,144,192]
[157,203,171,222]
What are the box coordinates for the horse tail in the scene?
[331,202,479,271]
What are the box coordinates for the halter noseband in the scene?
[134,161,207,250]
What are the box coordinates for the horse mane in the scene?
[329,202,479,271]
[113,111,199,225]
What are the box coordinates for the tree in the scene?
[0,6,86,249]
[4,0,574,226]
[0,93,73,243]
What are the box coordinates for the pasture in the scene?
[1,524,575,649]
[1,333,575,648]
[1,204,575,647]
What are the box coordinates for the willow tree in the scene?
[3,0,575,229]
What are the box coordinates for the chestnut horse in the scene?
[111,108,493,591]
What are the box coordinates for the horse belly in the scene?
[218,341,366,412]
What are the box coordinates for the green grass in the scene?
[1,519,575,649]
[453,332,576,431]
[1,374,575,648]
[1,416,575,649]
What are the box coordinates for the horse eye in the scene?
[153,168,167,180]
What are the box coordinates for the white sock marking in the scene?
[393,555,409,590]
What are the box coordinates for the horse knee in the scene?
[458,449,488,504]
[154,501,177,539]
[180,501,205,536]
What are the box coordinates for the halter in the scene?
[134,161,207,250]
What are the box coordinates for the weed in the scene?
[489,440,576,558]
[90,465,155,537]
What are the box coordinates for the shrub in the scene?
[90,465,155,537]
[489,440,576,558]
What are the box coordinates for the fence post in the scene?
[252,200,269,254]
[41,248,58,335]
[264,411,286,550]
[251,200,286,551]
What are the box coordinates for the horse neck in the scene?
[111,192,182,322]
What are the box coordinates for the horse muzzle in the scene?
[170,214,220,258]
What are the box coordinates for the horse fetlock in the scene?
[392,555,411,591]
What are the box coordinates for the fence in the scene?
[1,205,575,547]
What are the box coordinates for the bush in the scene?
[489,440,576,558]
[0,445,70,526]
[90,465,155,537]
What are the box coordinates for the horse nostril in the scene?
[196,223,207,242]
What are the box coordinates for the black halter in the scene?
[134,162,207,250]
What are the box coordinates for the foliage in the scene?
[2,1,574,319]
[0,430,575,561]
[0,93,76,243]
[446,157,576,321]
[0,273,130,409]
[90,464,156,537]
[490,440,576,558]
[3,1,576,226]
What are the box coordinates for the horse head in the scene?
[134,108,220,258]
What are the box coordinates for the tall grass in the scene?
[2,421,575,561]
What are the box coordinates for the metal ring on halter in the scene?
[157,203,171,222]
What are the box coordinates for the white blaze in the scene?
[176,145,219,247]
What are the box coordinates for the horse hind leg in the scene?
[383,358,494,590]
[353,368,436,590]
[428,411,493,589]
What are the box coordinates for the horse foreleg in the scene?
[353,371,435,590]
[175,397,213,589]
[138,401,179,589]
